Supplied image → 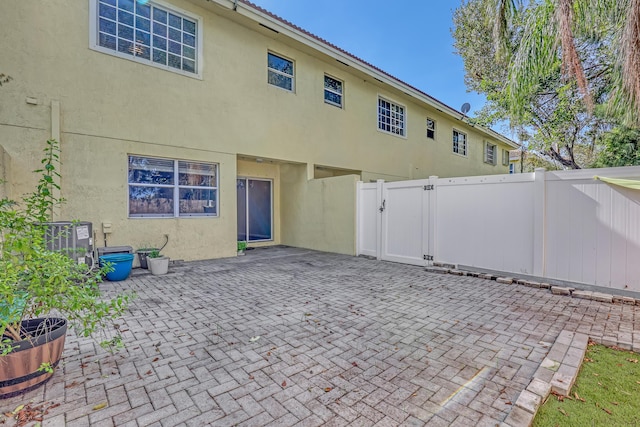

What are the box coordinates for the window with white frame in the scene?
[378,97,405,136]
[452,130,467,155]
[426,118,436,139]
[128,156,218,217]
[484,142,497,164]
[92,0,200,75]
[509,163,515,174]
[268,52,294,91]
[324,75,343,107]
[502,149,510,166]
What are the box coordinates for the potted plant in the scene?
[135,246,157,269]
[0,140,133,398]
[237,241,247,256]
[147,249,169,276]
[135,235,168,269]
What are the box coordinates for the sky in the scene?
[248,0,487,117]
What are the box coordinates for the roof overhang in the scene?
[192,0,520,149]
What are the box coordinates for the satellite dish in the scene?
[461,102,471,115]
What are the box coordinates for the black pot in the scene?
[0,318,67,399]
[136,249,158,269]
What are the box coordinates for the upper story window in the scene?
[502,149,510,166]
[426,118,436,139]
[453,130,467,156]
[484,142,497,165]
[378,97,405,137]
[324,75,343,108]
[91,0,201,77]
[128,156,218,218]
[268,52,294,91]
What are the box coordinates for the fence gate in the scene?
[380,180,431,266]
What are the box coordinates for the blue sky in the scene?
[248,0,487,117]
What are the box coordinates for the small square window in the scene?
[268,52,294,91]
[426,118,436,139]
[485,142,497,165]
[453,130,467,155]
[324,75,343,108]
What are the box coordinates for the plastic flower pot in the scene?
[99,253,134,281]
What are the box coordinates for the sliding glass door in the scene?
[237,178,273,242]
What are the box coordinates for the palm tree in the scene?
[487,0,640,126]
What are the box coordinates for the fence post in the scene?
[376,179,384,260]
[533,168,546,277]
[355,181,362,256]
[428,176,438,264]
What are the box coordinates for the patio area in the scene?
[2,247,639,426]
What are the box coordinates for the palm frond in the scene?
[488,0,522,59]
[506,1,559,121]
[557,0,593,109]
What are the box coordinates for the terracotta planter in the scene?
[148,256,169,275]
[0,318,67,399]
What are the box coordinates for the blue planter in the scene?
[99,254,134,281]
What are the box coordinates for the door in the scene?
[380,180,430,265]
[237,178,273,242]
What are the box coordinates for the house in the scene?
[509,150,523,173]
[0,0,518,261]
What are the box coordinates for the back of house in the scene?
[0,0,517,260]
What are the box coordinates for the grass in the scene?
[533,343,640,426]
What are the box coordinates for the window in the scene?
[509,163,515,174]
[268,52,294,91]
[91,0,200,76]
[484,142,497,165]
[426,118,436,139]
[378,97,405,136]
[324,75,343,107]
[128,156,218,217]
[502,149,510,166]
[452,130,467,155]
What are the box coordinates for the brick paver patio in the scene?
[2,247,639,426]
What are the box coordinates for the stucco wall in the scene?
[61,134,238,261]
[0,0,513,260]
[281,165,357,255]
[0,0,511,177]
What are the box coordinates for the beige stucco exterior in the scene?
[0,0,517,261]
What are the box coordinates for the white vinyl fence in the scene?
[357,166,640,293]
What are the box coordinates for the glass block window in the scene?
[453,130,467,156]
[128,156,217,217]
[485,142,497,164]
[268,52,294,91]
[426,118,436,139]
[94,0,199,75]
[378,97,405,136]
[324,75,343,108]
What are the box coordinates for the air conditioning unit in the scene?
[44,221,94,267]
